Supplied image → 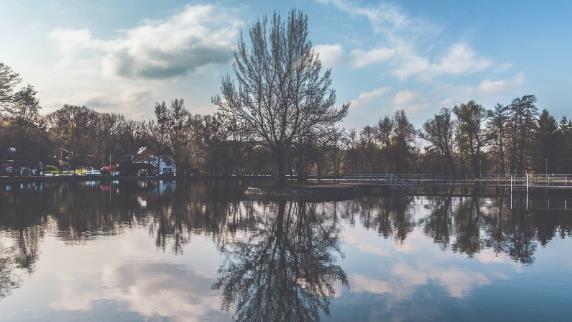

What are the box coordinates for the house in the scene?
[116,147,176,176]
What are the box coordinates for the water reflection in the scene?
[0,245,19,299]
[0,182,571,321]
[214,201,348,321]
[341,195,415,242]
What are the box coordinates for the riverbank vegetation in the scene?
[1,10,571,182]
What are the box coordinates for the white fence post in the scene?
[526,172,529,210]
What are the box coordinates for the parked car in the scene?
[100,165,115,175]
[85,168,102,176]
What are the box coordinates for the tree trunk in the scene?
[333,149,338,183]
[498,129,505,175]
[276,148,286,186]
[296,143,306,184]
[446,153,456,177]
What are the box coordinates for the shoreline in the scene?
[0,175,273,183]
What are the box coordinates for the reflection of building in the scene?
[158,157,176,176]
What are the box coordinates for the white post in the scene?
[510,175,513,209]
[545,158,548,183]
[526,172,529,210]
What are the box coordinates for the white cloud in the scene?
[342,224,390,257]
[351,47,395,68]
[350,264,490,300]
[51,262,226,322]
[83,89,154,119]
[350,274,393,295]
[392,49,430,80]
[315,44,344,68]
[392,90,433,117]
[351,86,390,108]
[475,248,511,264]
[318,0,497,81]
[392,263,490,299]
[479,72,525,93]
[433,43,491,75]
[394,90,415,106]
[49,29,113,62]
[433,268,489,298]
[44,230,228,322]
[317,0,410,33]
[50,4,242,79]
[394,43,492,80]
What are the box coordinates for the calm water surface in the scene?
[0,181,571,321]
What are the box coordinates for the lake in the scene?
[0,180,571,321]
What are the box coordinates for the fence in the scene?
[321,173,572,188]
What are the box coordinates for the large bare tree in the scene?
[420,108,456,176]
[212,10,349,185]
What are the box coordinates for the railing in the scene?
[325,173,572,188]
[510,198,572,211]
[309,173,572,210]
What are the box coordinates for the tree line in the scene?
[354,96,572,176]
[1,10,570,180]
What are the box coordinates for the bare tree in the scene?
[212,10,349,185]
[508,95,538,174]
[453,101,489,177]
[487,104,510,175]
[6,84,42,129]
[0,63,21,111]
[154,99,194,175]
[375,115,394,148]
[420,108,456,175]
[391,110,417,173]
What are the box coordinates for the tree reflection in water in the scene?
[340,195,415,242]
[0,251,19,299]
[213,201,348,322]
[418,188,572,264]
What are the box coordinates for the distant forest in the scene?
[1,11,571,179]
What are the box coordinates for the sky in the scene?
[1,0,571,128]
